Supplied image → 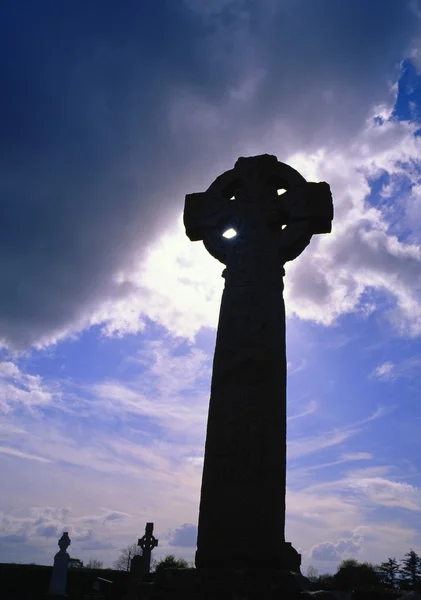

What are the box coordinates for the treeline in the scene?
[308,549,421,590]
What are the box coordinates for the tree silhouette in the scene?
[400,549,421,587]
[113,542,142,571]
[378,557,399,587]
[153,554,189,576]
[334,559,380,590]
[68,558,84,569]
[86,559,103,569]
[338,558,359,569]
[306,565,319,582]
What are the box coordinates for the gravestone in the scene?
[130,554,144,577]
[182,154,333,595]
[48,532,71,597]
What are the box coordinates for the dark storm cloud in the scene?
[0,0,419,348]
[1,0,211,347]
[244,0,417,136]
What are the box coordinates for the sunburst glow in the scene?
[222,228,237,239]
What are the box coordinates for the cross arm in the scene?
[184,191,234,242]
[184,192,208,241]
[278,182,333,234]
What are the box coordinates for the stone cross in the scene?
[48,532,71,596]
[184,154,333,571]
[137,522,158,574]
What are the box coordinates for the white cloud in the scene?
[84,111,421,344]
[286,486,364,571]
[0,362,56,414]
[372,356,421,382]
[309,532,363,564]
[75,509,131,528]
[347,476,421,511]
[0,362,21,378]
[167,523,197,548]
[0,506,129,563]
[93,224,223,340]
[288,466,421,572]
[306,470,421,512]
[373,361,395,380]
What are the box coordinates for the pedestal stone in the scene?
[154,567,312,600]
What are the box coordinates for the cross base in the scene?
[153,567,314,600]
[195,541,302,572]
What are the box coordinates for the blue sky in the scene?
[1,0,421,575]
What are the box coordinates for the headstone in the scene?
[137,522,158,575]
[48,532,71,597]
[130,554,144,576]
[184,155,333,576]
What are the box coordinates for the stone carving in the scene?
[48,532,71,596]
[184,155,333,572]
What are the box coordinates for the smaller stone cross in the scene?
[48,532,71,596]
[137,522,158,574]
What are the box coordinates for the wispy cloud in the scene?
[288,399,317,421]
[0,446,52,463]
[86,341,211,441]
[346,476,421,511]
[0,361,57,414]
[296,452,374,474]
[288,428,360,459]
[305,471,421,512]
[289,406,392,460]
[372,356,421,382]
[288,467,421,571]
[340,452,373,461]
[372,361,396,380]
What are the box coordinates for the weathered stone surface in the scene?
[185,155,333,574]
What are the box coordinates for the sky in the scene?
[1,0,421,575]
